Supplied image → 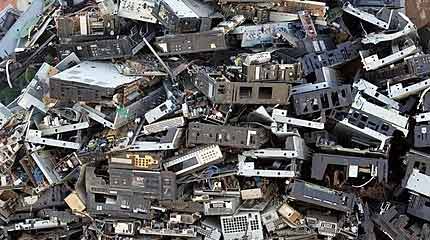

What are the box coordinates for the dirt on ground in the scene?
[407,0,430,28]
[0,0,16,10]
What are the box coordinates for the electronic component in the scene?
[213,15,246,33]
[113,221,136,236]
[220,3,269,24]
[261,205,289,232]
[219,0,326,17]
[305,211,338,238]
[213,82,290,105]
[56,28,150,60]
[349,0,402,8]
[2,1,428,239]
[73,103,115,129]
[311,153,388,183]
[373,206,421,240]
[231,22,298,47]
[196,219,222,240]
[186,123,268,149]
[298,11,317,40]
[118,0,158,23]
[7,217,66,232]
[144,98,177,123]
[56,11,117,43]
[349,93,408,135]
[364,54,430,86]
[237,152,300,178]
[407,193,430,222]
[128,127,183,151]
[414,125,430,148]
[353,79,401,110]
[245,63,302,83]
[401,150,430,187]
[49,61,140,102]
[169,212,198,224]
[286,180,355,213]
[152,0,220,33]
[343,2,391,29]
[109,168,177,201]
[191,68,291,105]
[155,31,228,55]
[389,78,430,100]
[0,0,45,59]
[139,225,197,237]
[405,169,430,197]
[121,87,168,126]
[362,12,416,45]
[214,82,289,104]
[360,44,418,71]
[301,41,361,75]
[332,111,391,149]
[0,103,11,128]
[292,85,353,115]
[220,212,264,240]
[241,188,263,200]
[273,0,326,17]
[163,145,223,175]
[203,197,240,216]
[17,78,48,113]
[159,200,204,213]
[0,6,19,37]
[143,117,186,135]
[277,202,302,225]
[271,109,325,130]
[110,153,161,170]
[290,77,337,95]
[85,165,174,218]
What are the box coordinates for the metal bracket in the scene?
[286,180,355,213]
[237,154,298,178]
[40,122,90,136]
[353,79,401,110]
[26,130,81,150]
[362,13,416,45]
[335,117,389,150]
[414,125,430,148]
[416,112,430,123]
[342,2,390,30]
[129,128,183,151]
[252,149,298,159]
[361,45,417,71]
[155,31,228,55]
[272,109,325,130]
[292,85,352,115]
[389,78,430,100]
[311,153,388,183]
[406,169,430,198]
[351,93,408,129]
[186,123,268,149]
[73,103,114,129]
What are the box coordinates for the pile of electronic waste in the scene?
[0,0,430,239]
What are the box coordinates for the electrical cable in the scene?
[6,59,13,88]
[352,176,376,188]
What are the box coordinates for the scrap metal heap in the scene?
[2,0,430,239]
